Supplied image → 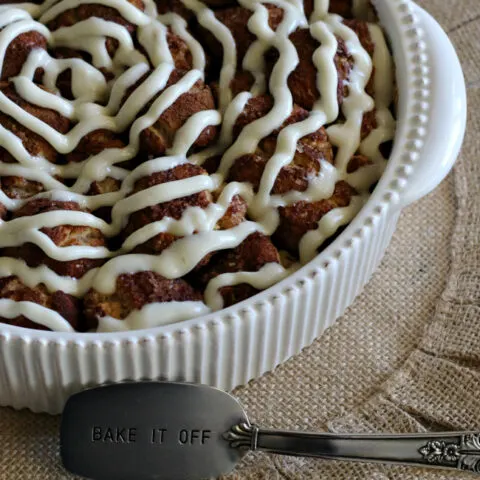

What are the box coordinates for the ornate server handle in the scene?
[226,424,480,474]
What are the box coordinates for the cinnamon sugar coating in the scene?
[47,0,145,59]
[155,0,194,21]
[361,108,378,140]
[0,176,44,200]
[347,154,373,174]
[123,163,212,246]
[122,69,218,157]
[232,95,310,137]
[273,180,357,254]
[344,19,376,97]
[66,130,126,163]
[265,28,353,110]
[3,199,107,278]
[203,4,284,68]
[1,30,47,81]
[123,163,246,259]
[230,132,333,194]
[87,177,122,196]
[0,276,82,330]
[166,28,194,70]
[264,20,375,110]
[0,82,70,164]
[196,232,280,307]
[215,192,247,230]
[83,271,202,323]
[304,0,356,18]
[228,95,333,193]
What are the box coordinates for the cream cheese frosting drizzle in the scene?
[204,262,294,310]
[0,299,74,331]
[98,301,211,332]
[0,0,395,330]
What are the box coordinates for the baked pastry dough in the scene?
[0,0,395,331]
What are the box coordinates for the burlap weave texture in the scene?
[0,1,478,478]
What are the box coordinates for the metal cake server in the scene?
[61,382,480,479]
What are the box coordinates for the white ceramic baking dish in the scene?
[0,0,466,414]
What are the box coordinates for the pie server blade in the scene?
[60,382,480,479]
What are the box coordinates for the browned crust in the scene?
[2,243,105,278]
[204,232,280,275]
[266,22,375,110]
[124,165,247,273]
[47,0,144,32]
[4,199,107,278]
[167,28,193,70]
[304,0,360,18]
[126,167,246,261]
[0,82,70,164]
[123,163,212,248]
[361,109,377,140]
[347,154,372,174]
[133,27,194,71]
[215,193,247,230]
[344,19,376,97]
[229,97,333,194]
[66,130,126,163]
[344,19,374,56]
[0,176,44,199]
[13,198,83,218]
[0,276,82,331]
[233,129,333,194]
[88,176,122,223]
[132,163,209,195]
[1,31,47,81]
[210,70,255,104]
[200,4,283,73]
[83,271,202,322]
[87,177,122,196]
[232,94,309,137]
[201,0,237,7]
[0,83,71,133]
[155,0,194,22]
[196,232,280,307]
[47,0,144,59]
[273,180,357,254]
[329,0,355,16]
[304,0,356,17]
[135,70,217,157]
[49,47,115,99]
[269,29,353,110]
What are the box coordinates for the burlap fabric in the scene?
[0,1,477,478]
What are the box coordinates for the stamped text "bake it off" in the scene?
[91,426,212,445]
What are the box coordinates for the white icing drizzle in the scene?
[0,12,50,71]
[0,298,74,331]
[299,194,366,262]
[359,23,395,162]
[204,262,293,309]
[0,0,395,331]
[98,301,211,331]
[167,109,222,155]
[160,12,206,72]
[0,258,97,296]
[93,220,261,292]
